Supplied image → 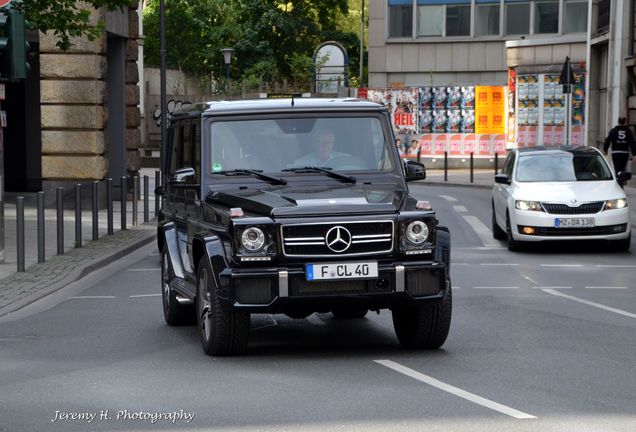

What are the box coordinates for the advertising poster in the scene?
[527,75,539,100]
[527,126,538,145]
[447,110,462,132]
[572,99,584,126]
[543,126,555,145]
[478,135,492,155]
[433,87,448,109]
[449,134,462,155]
[419,134,433,154]
[517,76,528,100]
[434,134,448,154]
[570,126,583,145]
[368,89,391,109]
[517,126,528,147]
[517,100,528,126]
[447,87,462,109]
[494,135,506,154]
[553,126,565,145]
[392,88,418,134]
[419,87,433,109]
[527,100,539,126]
[433,110,447,133]
[463,134,476,154]
[543,75,557,101]
[553,99,566,126]
[461,110,475,133]
[419,110,433,133]
[543,100,554,126]
[475,86,506,134]
[461,87,475,109]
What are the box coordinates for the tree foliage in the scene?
[142,0,363,90]
[11,0,134,51]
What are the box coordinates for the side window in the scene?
[169,123,181,175]
[502,152,515,178]
[192,121,200,183]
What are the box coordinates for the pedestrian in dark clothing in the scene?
[604,117,636,175]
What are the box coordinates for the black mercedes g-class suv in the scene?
[157,98,451,356]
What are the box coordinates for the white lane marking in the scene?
[454,263,470,266]
[306,313,326,326]
[68,296,116,299]
[542,289,636,319]
[481,263,520,266]
[539,264,584,268]
[127,268,160,272]
[439,195,458,202]
[462,215,500,248]
[521,275,538,285]
[453,205,468,213]
[375,360,536,419]
[596,265,636,268]
[129,293,162,298]
[473,286,520,290]
[533,286,572,289]
[585,286,628,290]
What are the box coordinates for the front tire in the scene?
[492,202,506,240]
[162,250,195,326]
[612,231,631,251]
[392,286,452,349]
[196,257,250,356]
[506,213,522,252]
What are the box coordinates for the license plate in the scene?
[306,262,378,281]
[554,217,595,228]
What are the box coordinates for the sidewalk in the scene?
[0,168,634,319]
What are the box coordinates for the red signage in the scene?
[0,0,12,8]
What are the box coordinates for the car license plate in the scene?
[306,262,378,281]
[554,217,595,228]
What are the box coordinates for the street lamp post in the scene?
[221,48,234,96]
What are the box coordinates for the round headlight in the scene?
[241,227,265,251]
[406,221,429,245]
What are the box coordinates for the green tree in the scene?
[11,0,134,51]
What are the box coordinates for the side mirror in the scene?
[169,167,196,184]
[617,171,632,186]
[405,160,426,181]
[494,173,511,185]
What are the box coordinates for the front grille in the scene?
[281,220,394,257]
[542,202,604,215]
[405,269,445,297]
[520,224,627,237]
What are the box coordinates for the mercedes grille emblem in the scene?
[325,226,352,253]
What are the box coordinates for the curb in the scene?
[0,230,156,319]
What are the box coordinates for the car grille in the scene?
[520,224,627,237]
[281,220,394,257]
[542,202,605,215]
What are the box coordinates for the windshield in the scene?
[515,152,614,182]
[209,116,393,174]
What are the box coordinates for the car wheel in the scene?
[331,307,368,319]
[492,202,506,240]
[612,231,631,252]
[506,213,522,252]
[196,257,250,356]
[392,286,452,349]
[162,250,195,326]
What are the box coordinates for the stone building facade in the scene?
[5,2,142,200]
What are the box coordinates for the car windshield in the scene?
[515,152,614,182]
[209,116,394,174]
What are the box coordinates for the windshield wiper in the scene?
[282,166,356,184]
[215,169,287,185]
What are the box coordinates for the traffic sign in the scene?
[0,1,11,9]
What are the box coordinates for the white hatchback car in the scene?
[492,146,632,251]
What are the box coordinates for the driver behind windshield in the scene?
[293,130,352,167]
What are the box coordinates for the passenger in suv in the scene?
[157,98,452,356]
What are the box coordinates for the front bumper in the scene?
[511,207,631,242]
[217,260,448,313]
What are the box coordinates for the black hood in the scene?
[206,183,407,217]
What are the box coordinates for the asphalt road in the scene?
[0,184,635,432]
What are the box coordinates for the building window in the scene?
[475,2,500,36]
[505,2,530,35]
[446,4,471,36]
[388,1,413,38]
[534,0,559,34]
[597,0,610,33]
[417,4,443,36]
[563,0,587,33]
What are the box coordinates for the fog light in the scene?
[522,226,535,235]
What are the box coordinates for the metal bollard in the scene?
[37,191,45,263]
[154,170,160,217]
[107,178,113,235]
[133,175,139,227]
[16,197,25,272]
[470,152,474,184]
[144,175,149,223]
[92,181,99,241]
[75,184,82,248]
[57,187,64,255]
[494,153,499,174]
[444,151,448,182]
[121,176,127,231]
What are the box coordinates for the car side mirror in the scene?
[494,173,511,185]
[169,167,196,184]
[617,171,632,186]
[405,160,426,181]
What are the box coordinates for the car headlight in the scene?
[515,200,543,212]
[604,198,627,210]
[241,227,265,251]
[406,220,430,245]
